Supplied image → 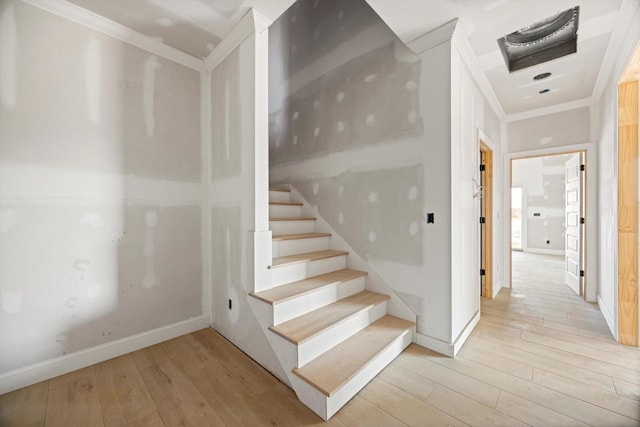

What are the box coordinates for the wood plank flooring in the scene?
[2,252,639,426]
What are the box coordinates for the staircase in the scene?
[249,186,415,420]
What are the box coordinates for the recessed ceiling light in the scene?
[539,89,551,94]
[534,72,552,80]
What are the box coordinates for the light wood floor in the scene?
[2,252,639,426]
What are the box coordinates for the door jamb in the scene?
[480,140,493,299]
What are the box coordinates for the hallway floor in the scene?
[1,252,639,426]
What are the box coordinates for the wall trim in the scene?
[407,18,457,55]
[0,315,210,394]
[415,333,454,357]
[598,294,617,339]
[20,0,205,72]
[506,97,596,123]
[524,248,565,256]
[452,311,480,357]
[204,8,271,72]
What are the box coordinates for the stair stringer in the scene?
[287,184,417,327]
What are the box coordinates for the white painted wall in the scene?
[0,0,203,383]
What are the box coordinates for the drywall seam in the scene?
[204,8,272,72]
[201,72,212,321]
[407,18,457,55]
[0,315,209,394]
[18,0,205,72]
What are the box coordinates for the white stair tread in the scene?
[250,269,367,305]
[292,315,414,397]
[269,187,290,192]
[271,249,347,268]
[269,201,303,206]
[269,290,389,344]
[272,232,331,241]
[269,217,316,221]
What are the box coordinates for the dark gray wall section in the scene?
[295,165,424,264]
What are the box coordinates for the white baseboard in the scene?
[416,311,480,357]
[0,315,210,394]
[597,294,617,340]
[524,248,564,256]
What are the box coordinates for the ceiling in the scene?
[66,0,633,116]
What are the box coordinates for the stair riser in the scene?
[271,256,346,287]
[297,301,388,367]
[272,236,331,258]
[270,220,316,235]
[269,204,302,218]
[272,276,366,325]
[269,190,290,203]
[291,327,414,421]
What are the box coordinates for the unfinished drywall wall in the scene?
[0,0,201,375]
[508,107,591,152]
[512,154,573,253]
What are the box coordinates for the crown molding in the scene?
[20,0,206,73]
[407,18,458,55]
[592,0,640,100]
[506,96,596,123]
[204,8,272,72]
[451,26,506,121]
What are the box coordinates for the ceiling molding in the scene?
[505,96,595,123]
[407,18,458,55]
[204,8,272,72]
[451,27,506,121]
[19,0,206,73]
[592,0,640,101]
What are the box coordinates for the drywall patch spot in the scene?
[405,81,418,91]
[314,127,320,137]
[293,134,298,145]
[368,231,377,242]
[0,4,17,109]
[336,121,345,133]
[72,259,91,271]
[313,0,320,8]
[368,192,378,203]
[313,99,320,109]
[145,211,158,227]
[0,208,17,232]
[366,114,376,127]
[143,241,154,256]
[338,10,344,19]
[409,221,419,236]
[87,283,102,299]
[338,186,344,196]
[408,110,417,124]
[338,212,345,225]
[407,186,418,201]
[313,183,320,195]
[291,14,297,23]
[364,73,378,83]
[64,297,78,309]
[293,111,299,120]
[143,55,161,137]
[540,136,553,145]
[82,212,104,227]
[336,91,345,103]
[1,290,22,313]
[206,43,215,52]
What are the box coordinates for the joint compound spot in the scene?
[145,211,158,227]
[338,212,345,225]
[313,183,319,195]
[72,259,91,271]
[87,283,101,299]
[290,14,297,23]
[1,290,22,313]
[405,81,418,91]
[65,298,78,309]
[293,134,298,145]
[81,212,104,227]
[0,208,17,232]
[293,111,299,120]
[368,231,377,242]
[313,0,320,7]
[540,136,553,145]
[336,91,345,103]
[143,55,160,137]
[206,43,215,52]
[338,10,344,19]
[364,73,378,83]
[314,29,320,39]
[143,241,154,256]
[156,17,175,27]
[368,192,378,203]
[336,121,345,133]
[409,221,419,236]
[408,110,417,124]
[366,114,376,127]
[338,186,344,196]
[314,127,320,137]
[313,99,320,109]
[407,186,418,201]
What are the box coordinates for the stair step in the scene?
[272,232,331,241]
[292,315,414,397]
[269,291,389,345]
[251,269,367,305]
[271,249,347,269]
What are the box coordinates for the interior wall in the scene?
[512,154,573,253]
[0,0,202,375]
[508,107,591,152]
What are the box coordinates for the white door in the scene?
[565,153,584,296]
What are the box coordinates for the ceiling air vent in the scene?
[498,6,579,73]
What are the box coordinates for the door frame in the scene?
[480,140,493,299]
[504,143,597,302]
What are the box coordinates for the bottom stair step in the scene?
[292,315,414,397]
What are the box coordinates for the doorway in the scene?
[510,152,586,298]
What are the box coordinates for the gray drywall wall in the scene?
[512,154,573,252]
[508,107,591,152]
[0,1,201,374]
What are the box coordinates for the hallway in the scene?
[2,252,639,426]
